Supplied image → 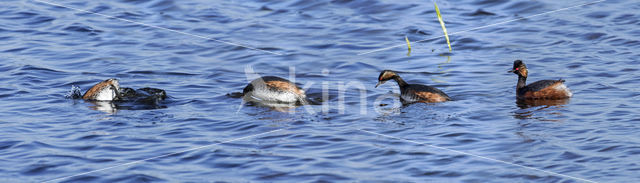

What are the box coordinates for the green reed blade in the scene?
[434,1,452,52]
[405,36,412,56]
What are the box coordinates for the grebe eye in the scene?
[515,68,519,71]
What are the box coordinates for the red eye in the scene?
[515,68,519,71]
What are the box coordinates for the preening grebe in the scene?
[242,76,308,105]
[82,79,166,103]
[82,78,120,101]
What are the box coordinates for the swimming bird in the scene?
[82,78,121,101]
[509,60,573,100]
[376,70,451,103]
[242,76,309,105]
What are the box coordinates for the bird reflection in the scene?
[516,98,569,109]
[513,99,569,122]
[87,101,118,114]
[244,101,302,113]
[431,54,452,84]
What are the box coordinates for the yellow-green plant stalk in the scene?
[405,36,412,56]
[434,1,452,52]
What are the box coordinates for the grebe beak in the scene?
[375,81,384,88]
[508,69,516,73]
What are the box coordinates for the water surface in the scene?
[0,0,639,182]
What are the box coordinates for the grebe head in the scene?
[509,60,528,78]
[82,78,121,101]
[375,70,399,88]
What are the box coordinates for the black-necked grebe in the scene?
[82,78,121,101]
[242,76,308,105]
[510,60,573,100]
[82,79,167,103]
[376,70,451,103]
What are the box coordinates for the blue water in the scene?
[1,0,639,182]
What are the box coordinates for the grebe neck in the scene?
[516,75,527,91]
[393,75,409,88]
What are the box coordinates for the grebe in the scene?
[82,79,167,103]
[242,76,308,105]
[509,60,573,100]
[82,78,121,101]
[375,70,451,103]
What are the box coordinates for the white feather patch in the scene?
[554,83,573,97]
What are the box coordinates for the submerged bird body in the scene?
[510,60,572,100]
[119,87,167,103]
[243,76,308,105]
[376,70,450,103]
[82,78,120,101]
